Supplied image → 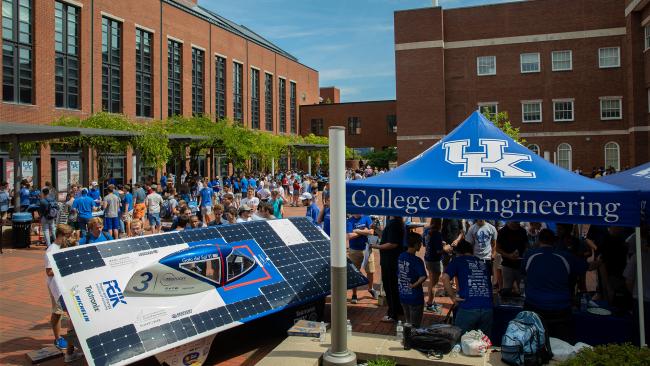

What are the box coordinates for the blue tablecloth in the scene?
[492,304,633,345]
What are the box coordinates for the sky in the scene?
[199,0,517,103]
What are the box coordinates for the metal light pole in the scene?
[323,127,356,366]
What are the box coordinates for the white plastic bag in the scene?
[460,330,492,356]
[550,337,576,362]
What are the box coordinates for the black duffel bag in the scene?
[403,323,462,356]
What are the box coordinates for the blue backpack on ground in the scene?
[501,311,553,366]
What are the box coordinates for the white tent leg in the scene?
[635,227,646,347]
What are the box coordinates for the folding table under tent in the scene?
[345,110,645,345]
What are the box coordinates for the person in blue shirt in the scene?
[522,228,596,344]
[19,181,30,211]
[442,239,493,335]
[88,181,101,206]
[346,213,377,303]
[241,175,249,193]
[79,217,113,244]
[248,176,257,190]
[301,192,320,225]
[398,232,427,327]
[197,179,215,223]
[71,189,95,237]
[317,196,331,236]
[423,218,447,313]
[122,185,134,236]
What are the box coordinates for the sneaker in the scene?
[64,351,83,363]
[368,288,378,300]
[380,315,395,323]
[54,337,68,350]
[351,295,358,304]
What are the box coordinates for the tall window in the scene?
[264,73,273,131]
[54,1,79,109]
[553,99,574,122]
[191,48,204,116]
[311,118,323,135]
[215,56,226,120]
[476,56,496,76]
[521,101,542,122]
[233,62,243,122]
[598,47,620,68]
[528,144,540,155]
[387,114,397,133]
[279,78,286,133]
[645,26,650,51]
[290,81,297,134]
[3,0,33,103]
[135,28,152,117]
[520,53,540,73]
[102,17,121,112]
[250,68,260,129]
[557,143,572,170]
[604,142,620,171]
[167,39,182,116]
[552,50,572,71]
[347,117,361,135]
[600,97,622,120]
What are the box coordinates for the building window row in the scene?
[528,142,620,172]
[55,1,79,109]
[167,39,182,117]
[2,0,33,104]
[135,28,152,117]
[477,47,621,76]
[215,55,226,120]
[290,81,297,134]
[278,78,286,133]
[250,68,260,129]
[233,61,243,122]
[310,118,324,135]
[102,16,121,113]
[645,25,650,51]
[191,48,204,116]
[482,97,622,123]
[264,73,273,131]
[347,117,361,135]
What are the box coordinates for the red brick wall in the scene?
[299,100,397,150]
[320,87,340,104]
[394,0,649,170]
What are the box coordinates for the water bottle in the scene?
[450,344,461,358]
[346,319,352,338]
[396,320,403,339]
[319,321,326,344]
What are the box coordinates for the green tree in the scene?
[364,147,397,169]
[481,108,526,144]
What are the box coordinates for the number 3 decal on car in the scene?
[132,271,153,292]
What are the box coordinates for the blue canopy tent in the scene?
[600,161,650,222]
[347,111,640,227]
[345,111,645,345]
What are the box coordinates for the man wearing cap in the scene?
[71,188,94,237]
[236,204,252,223]
[89,181,101,207]
[301,192,320,225]
[145,184,164,234]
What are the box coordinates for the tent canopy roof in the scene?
[346,111,639,226]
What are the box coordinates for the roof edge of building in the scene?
[301,99,396,108]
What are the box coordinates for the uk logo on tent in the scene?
[443,138,535,178]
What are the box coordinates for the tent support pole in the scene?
[323,126,356,366]
[635,226,646,347]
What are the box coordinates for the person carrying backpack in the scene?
[38,188,58,246]
[79,217,113,245]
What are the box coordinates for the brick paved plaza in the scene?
[0,204,452,366]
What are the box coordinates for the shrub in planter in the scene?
[366,358,397,366]
[559,343,650,366]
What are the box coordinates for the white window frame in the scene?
[598,47,620,68]
[528,144,541,155]
[477,56,496,76]
[604,141,620,172]
[599,97,623,120]
[520,52,540,73]
[552,98,575,122]
[645,25,650,51]
[478,102,498,118]
[551,50,573,71]
[557,143,572,171]
[521,100,543,123]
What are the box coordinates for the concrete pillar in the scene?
[125,146,134,185]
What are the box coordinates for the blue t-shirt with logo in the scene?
[241,178,248,192]
[445,255,493,309]
[424,229,443,262]
[123,192,133,211]
[72,195,95,219]
[398,251,427,305]
[248,178,257,189]
[199,187,214,207]
[322,207,331,236]
[346,215,373,251]
[19,188,30,206]
[79,231,113,245]
[305,202,320,225]
[522,246,588,310]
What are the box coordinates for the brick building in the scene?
[299,88,397,156]
[394,0,650,171]
[0,0,319,189]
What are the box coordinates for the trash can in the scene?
[12,212,32,248]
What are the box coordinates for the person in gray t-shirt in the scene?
[102,185,121,239]
[134,185,146,204]
[465,219,497,261]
